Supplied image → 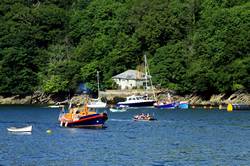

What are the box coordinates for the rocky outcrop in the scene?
[103,90,250,106]
[226,91,250,105]
[0,95,32,104]
[0,90,249,105]
[173,91,250,106]
[30,91,54,104]
[0,91,58,104]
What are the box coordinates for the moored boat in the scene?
[117,95,155,108]
[154,93,179,109]
[87,71,107,108]
[7,125,32,132]
[58,101,108,128]
[109,106,127,112]
[87,98,107,108]
[154,102,179,109]
[48,105,60,108]
[178,101,189,109]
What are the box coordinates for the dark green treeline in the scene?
[0,0,249,96]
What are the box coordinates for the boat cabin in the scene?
[126,95,145,101]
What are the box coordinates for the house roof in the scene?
[112,70,150,80]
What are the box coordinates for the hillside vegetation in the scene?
[0,0,249,97]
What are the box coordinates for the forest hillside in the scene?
[0,0,249,101]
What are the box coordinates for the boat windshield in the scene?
[127,96,146,101]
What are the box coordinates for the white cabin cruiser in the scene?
[87,98,107,108]
[117,95,155,107]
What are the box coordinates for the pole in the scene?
[144,54,148,94]
[97,71,100,99]
[144,54,157,101]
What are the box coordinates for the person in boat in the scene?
[83,105,89,115]
[72,110,80,121]
[140,113,146,120]
[134,114,142,119]
[139,113,142,119]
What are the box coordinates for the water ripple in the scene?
[1,106,250,165]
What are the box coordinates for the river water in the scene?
[0,105,250,165]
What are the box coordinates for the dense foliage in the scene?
[0,0,249,96]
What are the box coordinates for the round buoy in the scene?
[46,129,52,134]
[227,104,233,112]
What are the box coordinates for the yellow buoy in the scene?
[227,104,233,112]
[46,129,52,134]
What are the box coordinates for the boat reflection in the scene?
[8,131,32,135]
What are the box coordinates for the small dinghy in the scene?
[133,113,156,121]
[48,105,60,108]
[110,106,127,112]
[7,125,32,132]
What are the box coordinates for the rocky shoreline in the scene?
[173,92,250,106]
[0,90,249,106]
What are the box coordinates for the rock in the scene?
[0,95,31,104]
[225,91,250,105]
[0,89,248,105]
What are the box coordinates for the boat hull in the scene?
[133,118,156,121]
[154,102,178,109]
[178,102,189,109]
[87,103,107,108]
[7,125,32,132]
[117,101,155,107]
[87,99,107,108]
[109,108,126,112]
[60,113,108,128]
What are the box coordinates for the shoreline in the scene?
[0,90,249,106]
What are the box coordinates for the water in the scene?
[1,105,250,166]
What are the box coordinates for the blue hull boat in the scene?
[154,102,179,109]
[60,113,108,128]
[178,102,189,109]
[59,99,108,128]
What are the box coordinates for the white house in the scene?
[112,70,150,90]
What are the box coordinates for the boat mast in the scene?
[97,71,100,99]
[144,54,157,100]
[144,54,148,96]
